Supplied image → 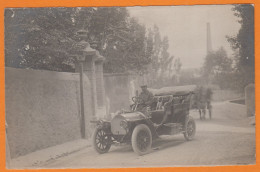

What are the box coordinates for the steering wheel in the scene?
[132,96,144,104]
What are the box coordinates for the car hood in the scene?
[116,111,147,122]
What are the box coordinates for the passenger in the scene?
[156,97,164,110]
[155,96,173,128]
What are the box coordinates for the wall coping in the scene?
[5,67,79,81]
[104,73,136,77]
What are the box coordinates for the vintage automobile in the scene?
[91,85,196,155]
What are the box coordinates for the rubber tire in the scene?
[184,116,196,141]
[131,124,152,156]
[92,128,111,154]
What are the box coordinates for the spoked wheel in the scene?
[184,116,196,141]
[131,124,152,155]
[92,128,112,154]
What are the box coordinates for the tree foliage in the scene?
[144,25,181,88]
[200,4,254,91]
[5,8,93,71]
[87,8,151,73]
[227,4,254,90]
[4,7,153,73]
[202,47,233,89]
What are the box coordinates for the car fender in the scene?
[91,119,111,131]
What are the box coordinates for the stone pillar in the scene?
[245,83,255,117]
[95,54,106,118]
[6,122,11,168]
[95,60,105,107]
[82,55,97,117]
[73,40,99,138]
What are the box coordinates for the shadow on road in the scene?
[107,136,187,155]
[151,137,185,153]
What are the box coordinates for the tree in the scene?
[227,4,254,90]
[173,58,182,84]
[143,25,182,88]
[5,7,153,74]
[160,36,174,78]
[202,47,233,89]
[150,25,162,79]
[87,7,149,73]
[179,68,202,85]
[5,7,94,72]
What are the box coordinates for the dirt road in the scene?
[42,101,255,168]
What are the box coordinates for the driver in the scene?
[139,85,154,106]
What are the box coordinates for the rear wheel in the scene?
[131,124,152,155]
[92,128,112,154]
[184,116,196,141]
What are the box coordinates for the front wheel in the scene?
[92,128,112,154]
[131,124,152,155]
[184,116,196,141]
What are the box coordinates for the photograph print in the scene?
[4,4,255,169]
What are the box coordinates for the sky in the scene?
[127,5,241,69]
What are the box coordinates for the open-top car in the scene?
[91,85,196,155]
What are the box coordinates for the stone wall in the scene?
[245,84,255,117]
[212,89,241,102]
[5,67,92,158]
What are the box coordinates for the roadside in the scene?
[190,101,254,127]
[9,101,255,169]
[10,139,91,169]
[41,102,255,168]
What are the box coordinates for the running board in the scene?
[157,123,183,135]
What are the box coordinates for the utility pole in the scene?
[79,61,85,138]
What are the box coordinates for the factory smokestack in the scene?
[207,22,212,54]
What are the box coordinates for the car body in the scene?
[91,85,196,155]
